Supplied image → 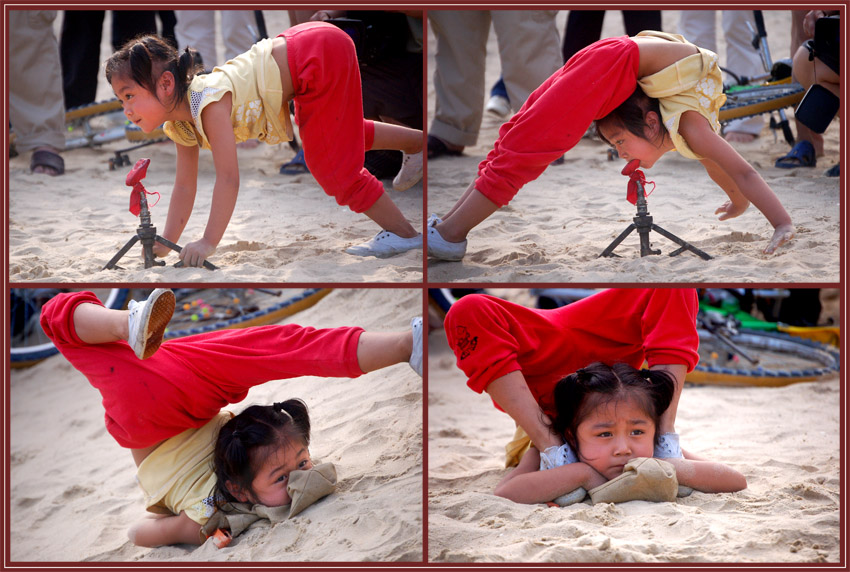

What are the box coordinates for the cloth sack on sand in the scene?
[589,457,678,504]
[201,463,337,540]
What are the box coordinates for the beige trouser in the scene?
[429,10,561,147]
[8,10,65,152]
[174,10,258,71]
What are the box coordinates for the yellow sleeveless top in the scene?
[164,38,294,150]
[136,412,232,525]
[636,31,726,160]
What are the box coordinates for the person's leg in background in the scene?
[10,10,66,176]
[428,10,490,157]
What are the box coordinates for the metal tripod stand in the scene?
[103,158,217,270]
[599,160,712,260]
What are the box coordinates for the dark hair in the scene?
[213,399,312,503]
[551,362,674,453]
[104,34,203,111]
[594,85,668,144]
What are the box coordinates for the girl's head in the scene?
[214,400,313,507]
[551,362,674,480]
[595,86,670,169]
[104,35,203,132]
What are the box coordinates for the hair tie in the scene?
[231,429,241,440]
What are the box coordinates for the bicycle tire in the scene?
[163,288,332,340]
[10,288,131,368]
[719,81,805,122]
[64,99,123,122]
[687,328,840,387]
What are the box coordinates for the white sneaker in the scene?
[392,151,423,191]
[485,94,511,118]
[346,231,422,258]
[427,226,467,261]
[127,288,175,360]
[409,317,423,377]
[427,213,442,227]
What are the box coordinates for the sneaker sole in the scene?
[139,289,175,359]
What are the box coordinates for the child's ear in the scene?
[645,111,662,139]
[224,480,251,503]
[158,70,175,96]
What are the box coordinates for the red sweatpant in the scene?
[40,291,365,449]
[283,22,383,213]
[444,289,699,417]
[475,36,640,207]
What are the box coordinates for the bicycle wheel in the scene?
[163,288,332,340]
[719,81,805,122]
[687,328,840,387]
[10,288,130,368]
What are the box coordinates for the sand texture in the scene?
[10,288,423,562]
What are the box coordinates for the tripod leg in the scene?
[651,224,712,260]
[599,224,636,258]
[103,235,140,270]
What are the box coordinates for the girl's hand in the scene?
[179,238,216,267]
[764,222,795,254]
[714,199,749,221]
[152,242,173,259]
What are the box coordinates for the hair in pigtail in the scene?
[105,35,203,111]
[551,361,676,451]
[213,399,312,503]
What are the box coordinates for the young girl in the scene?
[444,288,700,469]
[427,31,795,261]
[493,362,747,504]
[105,21,424,267]
[40,288,422,546]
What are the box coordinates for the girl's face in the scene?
[574,396,656,480]
[598,119,669,169]
[241,440,313,507]
[111,74,170,133]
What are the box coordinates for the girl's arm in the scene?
[665,457,747,493]
[494,446,607,504]
[678,110,795,254]
[127,512,204,547]
[154,142,199,258]
[180,93,240,267]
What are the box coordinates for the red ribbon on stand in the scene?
[622,159,656,205]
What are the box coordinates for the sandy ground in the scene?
[427,289,841,563]
[10,288,423,562]
[8,11,423,283]
[426,10,841,283]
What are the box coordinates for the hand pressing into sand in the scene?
[764,223,795,255]
[180,238,216,267]
[151,242,173,259]
[714,199,750,221]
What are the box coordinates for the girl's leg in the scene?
[371,122,423,155]
[436,184,500,243]
[356,330,412,373]
[361,193,418,238]
[285,22,421,251]
[72,302,129,344]
[371,122,424,193]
